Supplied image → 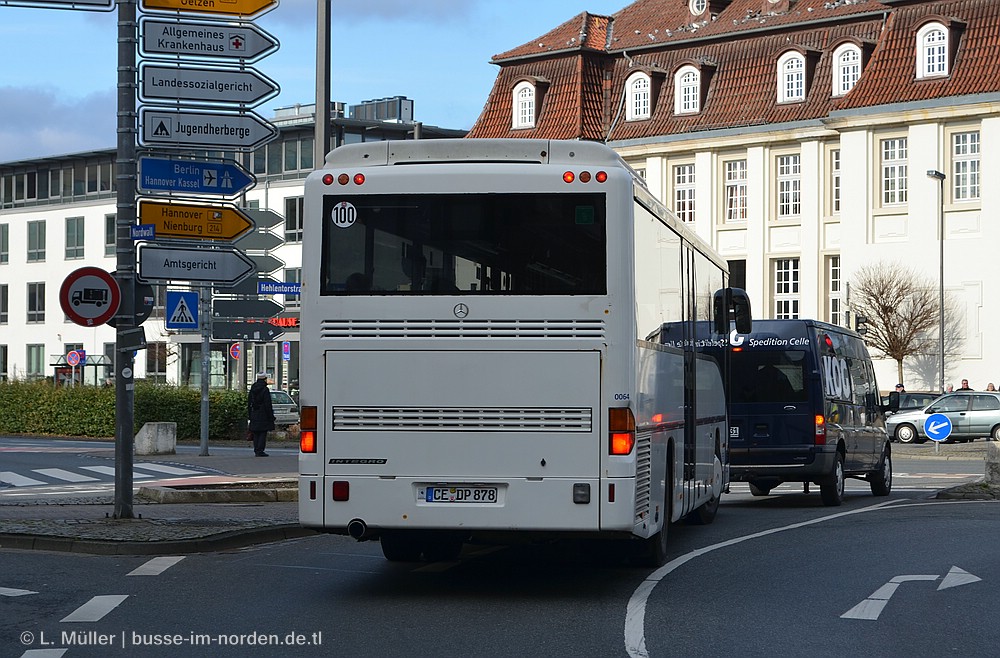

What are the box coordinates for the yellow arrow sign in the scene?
[140,0,278,18]
[138,200,254,241]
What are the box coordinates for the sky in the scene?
[0,0,629,163]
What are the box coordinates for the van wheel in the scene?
[895,424,917,444]
[869,447,892,496]
[748,482,772,497]
[820,453,845,506]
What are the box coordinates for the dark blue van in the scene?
[726,319,895,506]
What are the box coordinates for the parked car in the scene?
[886,392,1000,443]
[882,391,941,415]
[270,390,300,428]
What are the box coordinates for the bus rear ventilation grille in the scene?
[320,319,606,339]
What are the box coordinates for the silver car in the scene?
[270,390,300,428]
[886,392,1000,443]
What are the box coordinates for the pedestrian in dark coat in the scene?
[248,372,275,456]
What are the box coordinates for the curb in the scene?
[137,486,298,504]
[0,524,317,556]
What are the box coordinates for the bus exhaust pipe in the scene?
[347,519,370,540]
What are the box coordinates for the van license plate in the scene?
[424,486,498,503]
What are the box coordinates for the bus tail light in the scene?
[814,414,827,445]
[332,481,350,501]
[609,407,636,455]
[300,405,317,453]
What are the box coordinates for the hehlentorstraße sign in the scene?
[139,63,279,108]
[139,17,279,62]
[139,106,277,151]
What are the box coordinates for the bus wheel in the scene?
[869,446,892,496]
[635,523,669,568]
[686,455,722,525]
[380,531,422,562]
[820,453,845,506]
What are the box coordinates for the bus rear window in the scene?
[319,193,606,295]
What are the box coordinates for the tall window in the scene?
[917,23,948,78]
[674,67,700,115]
[724,159,747,222]
[776,154,801,218]
[0,284,7,324]
[284,196,304,243]
[0,223,7,263]
[27,344,45,379]
[0,344,7,381]
[626,72,651,121]
[833,45,861,96]
[774,258,800,319]
[65,216,85,260]
[881,137,908,205]
[27,220,46,262]
[146,342,168,383]
[828,256,842,326]
[830,149,842,215]
[105,214,116,256]
[27,282,45,323]
[778,52,805,102]
[952,131,980,202]
[284,267,302,308]
[512,82,535,129]
[673,164,696,223]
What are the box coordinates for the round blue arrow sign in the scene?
[923,413,953,442]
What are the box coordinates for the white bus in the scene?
[298,139,751,565]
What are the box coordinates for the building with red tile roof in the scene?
[468,0,1000,392]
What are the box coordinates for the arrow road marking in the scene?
[927,421,949,434]
[0,587,38,597]
[841,566,981,620]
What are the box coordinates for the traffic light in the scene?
[855,314,869,336]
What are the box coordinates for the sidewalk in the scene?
[0,440,316,555]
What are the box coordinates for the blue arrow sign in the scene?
[923,413,953,442]
[138,156,256,197]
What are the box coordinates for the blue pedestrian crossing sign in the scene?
[923,413,953,442]
[165,291,199,329]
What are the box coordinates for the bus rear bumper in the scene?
[299,476,636,534]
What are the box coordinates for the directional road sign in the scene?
[137,243,256,285]
[923,413,953,442]
[217,274,277,296]
[59,266,121,327]
[138,199,255,241]
[139,156,255,197]
[139,63,279,108]
[139,107,278,151]
[140,17,280,62]
[213,298,282,319]
[236,229,283,251]
[141,0,278,18]
[258,281,301,295]
[212,321,284,342]
[165,290,200,329]
[2,0,114,10]
[248,253,284,275]
[241,207,283,229]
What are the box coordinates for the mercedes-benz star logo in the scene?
[453,303,469,319]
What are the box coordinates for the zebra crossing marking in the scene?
[32,468,100,483]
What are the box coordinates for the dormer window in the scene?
[777,51,805,102]
[832,44,861,96]
[674,66,700,114]
[689,0,707,16]
[917,22,948,78]
[625,72,651,121]
[512,81,536,129]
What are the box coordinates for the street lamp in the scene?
[927,169,946,393]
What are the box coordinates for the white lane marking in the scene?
[32,469,100,483]
[132,463,201,476]
[0,586,38,597]
[624,499,902,658]
[0,472,46,487]
[939,565,982,590]
[20,650,68,657]
[128,556,185,576]
[80,466,152,478]
[841,574,938,620]
[61,595,129,623]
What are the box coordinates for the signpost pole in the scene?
[200,285,211,457]
[114,0,138,519]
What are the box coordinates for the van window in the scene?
[731,350,809,404]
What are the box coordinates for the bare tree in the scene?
[850,262,959,388]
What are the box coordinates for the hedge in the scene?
[0,380,247,441]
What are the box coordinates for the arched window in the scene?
[777,52,805,102]
[689,0,707,16]
[625,72,651,121]
[917,23,949,78]
[512,81,535,129]
[832,44,861,96]
[674,66,700,114]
